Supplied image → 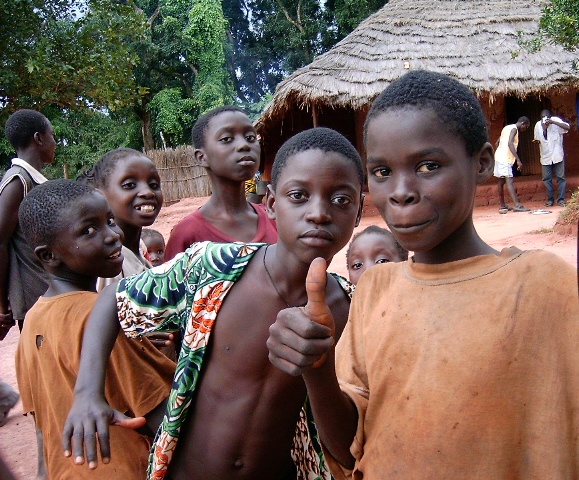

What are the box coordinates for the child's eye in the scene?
[149,180,160,190]
[371,166,391,178]
[219,136,233,143]
[122,181,136,189]
[83,225,97,235]
[332,195,352,206]
[350,262,362,270]
[417,162,440,173]
[156,249,164,255]
[376,258,390,264]
[108,216,117,227]
[245,133,257,142]
[287,191,306,201]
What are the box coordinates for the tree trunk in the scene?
[138,101,155,151]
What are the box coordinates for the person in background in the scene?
[141,228,166,267]
[0,109,55,335]
[346,225,408,284]
[164,107,277,260]
[533,109,570,207]
[493,117,530,213]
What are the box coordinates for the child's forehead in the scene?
[206,111,253,132]
[277,149,361,189]
[114,155,157,175]
[60,191,108,221]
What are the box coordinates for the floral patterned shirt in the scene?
[117,241,354,480]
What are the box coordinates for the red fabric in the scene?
[165,203,277,260]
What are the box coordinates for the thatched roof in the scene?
[259,0,579,126]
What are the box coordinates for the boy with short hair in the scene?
[16,179,175,479]
[0,109,55,336]
[63,127,364,480]
[268,70,579,479]
[164,106,277,260]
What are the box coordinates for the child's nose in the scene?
[105,226,122,243]
[389,175,418,206]
[305,197,332,223]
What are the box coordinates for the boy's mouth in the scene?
[135,204,156,213]
[108,249,123,260]
[237,155,256,164]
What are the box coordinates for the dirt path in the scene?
[1,198,576,478]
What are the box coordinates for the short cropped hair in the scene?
[346,225,408,264]
[141,228,164,243]
[271,127,365,189]
[365,70,488,156]
[19,179,96,248]
[517,116,530,126]
[5,109,49,151]
[191,106,247,149]
[92,148,146,188]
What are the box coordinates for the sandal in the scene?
[513,205,530,212]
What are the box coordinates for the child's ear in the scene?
[474,142,494,184]
[194,148,208,167]
[265,184,276,220]
[355,193,365,227]
[34,245,60,268]
[33,132,42,146]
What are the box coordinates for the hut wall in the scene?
[549,90,578,175]
[146,147,211,205]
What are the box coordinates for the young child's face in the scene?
[347,231,404,284]
[197,111,261,182]
[100,154,163,230]
[267,149,362,265]
[365,107,486,263]
[49,191,124,279]
[144,236,165,267]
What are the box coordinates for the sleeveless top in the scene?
[0,164,49,321]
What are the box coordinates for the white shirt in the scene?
[533,117,569,165]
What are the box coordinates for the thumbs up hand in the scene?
[267,258,336,376]
[306,257,335,367]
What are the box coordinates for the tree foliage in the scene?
[539,0,579,51]
[132,0,233,149]
[223,0,388,102]
[1,0,387,170]
[0,0,147,122]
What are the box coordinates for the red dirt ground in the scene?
[1,196,576,479]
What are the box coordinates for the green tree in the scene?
[0,0,147,121]
[539,0,579,51]
[134,0,233,149]
[222,0,388,103]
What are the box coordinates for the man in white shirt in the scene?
[533,109,570,207]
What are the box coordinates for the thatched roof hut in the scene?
[257,0,579,178]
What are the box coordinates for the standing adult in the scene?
[533,109,570,207]
[493,117,531,213]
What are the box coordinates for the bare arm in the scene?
[507,128,522,168]
[62,284,145,469]
[267,259,358,467]
[0,179,23,334]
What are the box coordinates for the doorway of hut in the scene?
[505,95,549,176]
